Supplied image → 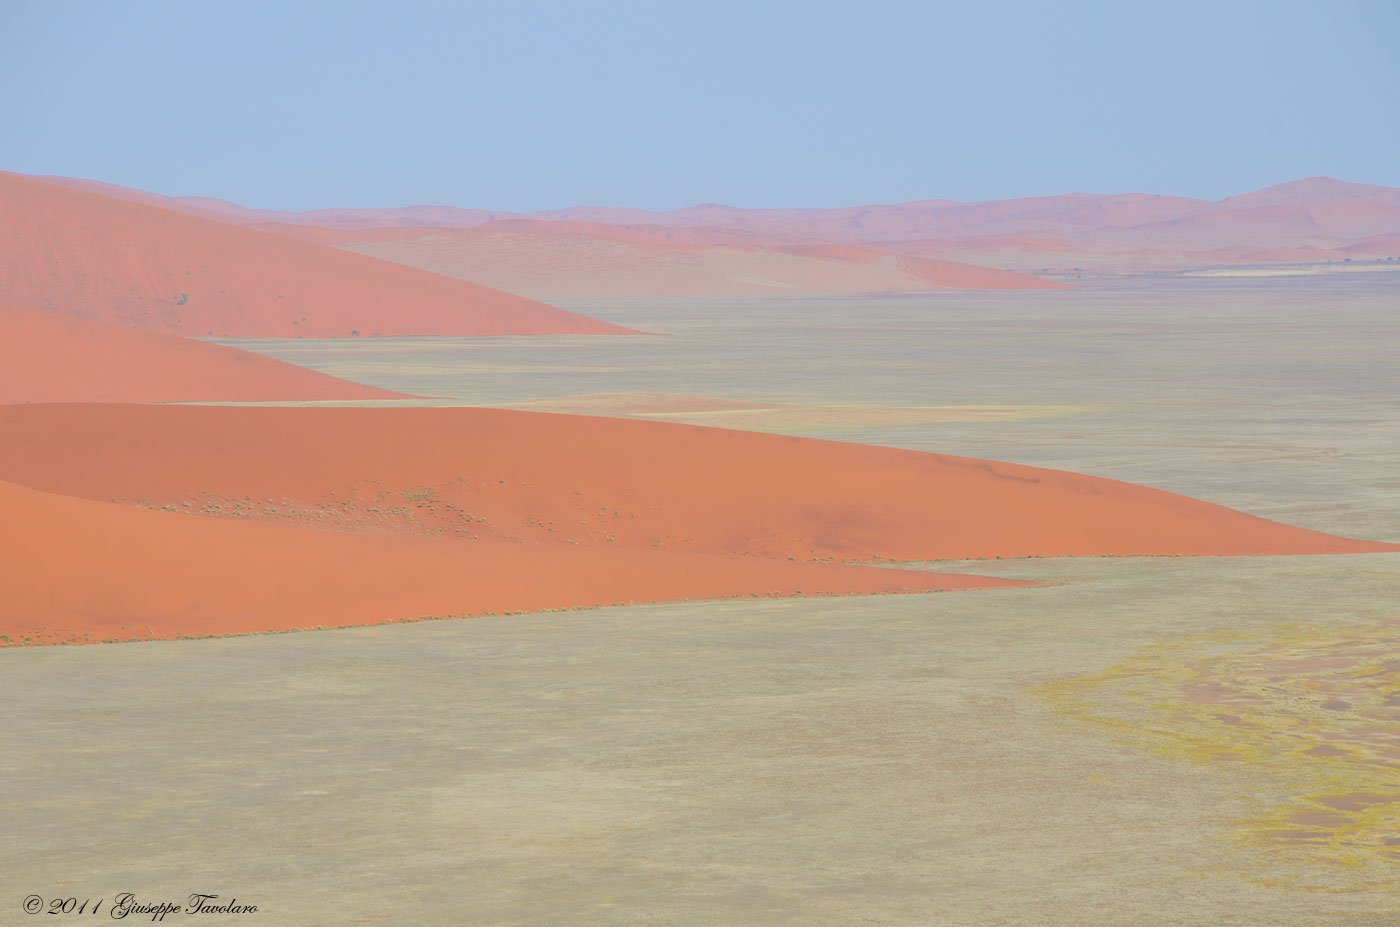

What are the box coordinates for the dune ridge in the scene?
[0,303,409,403]
[2,404,1390,562]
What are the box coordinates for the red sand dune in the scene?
[1,404,1390,563]
[3,403,1392,646]
[0,477,1021,645]
[0,303,408,403]
[0,171,635,338]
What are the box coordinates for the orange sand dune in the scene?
[1,404,1391,561]
[0,478,1022,645]
[0,303,408,403]
[0,171,635,338]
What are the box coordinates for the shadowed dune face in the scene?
[0,171,637,338]
[0,477,1026,645]
[0,404,1391,565]
[0,303,409,403]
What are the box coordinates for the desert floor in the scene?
[4,274,1397,925]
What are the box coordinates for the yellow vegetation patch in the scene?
[1041,617,1400,893]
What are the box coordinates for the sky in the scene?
[2,0,1397,211]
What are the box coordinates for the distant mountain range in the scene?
[36,175,1400,283]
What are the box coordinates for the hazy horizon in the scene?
[25,169,1395,216]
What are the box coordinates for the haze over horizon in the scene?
[4,0,1397,212]
[24,170,1400,218]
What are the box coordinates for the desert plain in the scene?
[2,172,1398,925]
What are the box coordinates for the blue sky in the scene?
[2,0,1396,210]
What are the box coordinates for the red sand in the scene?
[0,303,408,403]
[0,171,636,338]
[2,404,1391,562]
[0,477,1024,645]
[3,403,1391,646]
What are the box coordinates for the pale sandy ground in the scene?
[1180,261,1400,277]
[4,556,1396,926]
[4,274,1398,925]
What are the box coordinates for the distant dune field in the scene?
[268,223,1066,299]
[37,173,1400,279]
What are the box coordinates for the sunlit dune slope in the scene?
[0,303,408,403]
[1,404,1391,560]
[0,171,637,338]
[0,478,1025,644]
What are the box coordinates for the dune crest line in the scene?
[0,171,637,338]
